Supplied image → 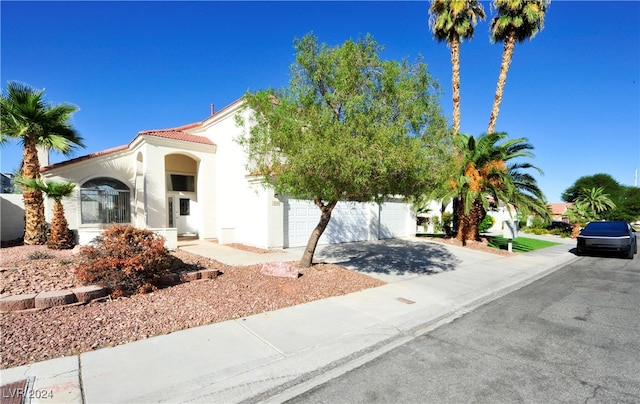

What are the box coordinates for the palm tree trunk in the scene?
[49,201,74,249]
[300,199,338,268]
[450,38,461,135]
[487,32,516,134]
[454,195,468,246]
[468,198,486,241]
[22,140,47,245]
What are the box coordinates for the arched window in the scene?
[81,177,131,224]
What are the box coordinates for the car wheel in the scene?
[625,247,634,259]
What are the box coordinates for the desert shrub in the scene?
[441,212,453,228]
[479,215,495,233]
[74,225,172,297]
[525,226,548,235]
[549,227,571,238]
[528,217,549,230]
[27,251,55,260]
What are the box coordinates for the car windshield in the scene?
[581,221,629,237]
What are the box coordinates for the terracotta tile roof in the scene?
[138,130,214,145]
[41,130,215,172]
[548,202,572,215]
[41,145,129,171]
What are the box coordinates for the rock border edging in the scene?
[0,269,221,313]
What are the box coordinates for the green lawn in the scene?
[487,236,560,253]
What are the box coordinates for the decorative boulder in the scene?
[260,262,299,279]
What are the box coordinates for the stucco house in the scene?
[548,202,572,222]
[38,99,416,250]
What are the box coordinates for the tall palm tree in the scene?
[16,178,76,249]
[429,0,485,135]
[487,0,550,134]
[1,81,84,245]
[430,132,548,243]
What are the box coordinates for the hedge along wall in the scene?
[1,194,25,241]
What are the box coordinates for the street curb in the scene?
[258,255,580,403]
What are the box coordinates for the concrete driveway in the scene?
[314,238,500,282]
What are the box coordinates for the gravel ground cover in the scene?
[0,244,385,369]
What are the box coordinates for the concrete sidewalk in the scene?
[0,236,578,403]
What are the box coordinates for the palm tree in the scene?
[430,132,548,243]
[16,178,76,249]
[429,0,485,135]
[1,81,84,245]
[487,0,550,134]
[565,202,596,238]
[576,187,616,218]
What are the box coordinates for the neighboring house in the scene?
[38,99,415,249]
[548,202,572,222]
[1,173,14,193]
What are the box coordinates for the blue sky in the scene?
[1,1,638,202]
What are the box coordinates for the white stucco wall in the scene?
[194,103,266,246]
[1,194,25,241]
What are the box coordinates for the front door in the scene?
[168,195,196,236]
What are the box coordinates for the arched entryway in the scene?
[165,153,199,236]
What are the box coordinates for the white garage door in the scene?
[379,201,411,239]
[285,200,371,248]
[284,200,318,248]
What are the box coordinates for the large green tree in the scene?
[238,33,449,267]
[1,81,84,245]
[487,0,550,134]
[561,173,623,203]
[615,186,640,222]
[428,0,486,135]
[561,173,640,221]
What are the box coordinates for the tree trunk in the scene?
[48,201,74,249]
[454,196,468,246]
[467,198,486,241]
[450,38,461,135]
[487,32,516,134]
[451,195,461,237]
[299,199,338,268]
[455,197,486,244]
[22,140,47,245]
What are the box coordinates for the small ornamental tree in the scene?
[237,33,450,267]
[16,177,76,249]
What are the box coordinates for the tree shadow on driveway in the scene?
[314,239,461,276]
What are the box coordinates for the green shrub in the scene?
[432,215,443,233]
[479,215,495,233]
[74,225,172,297]
[549,227,571,238]
[526,227,548,235]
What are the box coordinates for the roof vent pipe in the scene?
[210,103,215,116]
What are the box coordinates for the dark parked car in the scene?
[547,221,573,232]
[576,221,637,259]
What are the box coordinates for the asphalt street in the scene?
[287,253,640,403]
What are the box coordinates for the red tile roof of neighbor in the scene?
[41,130,215,172]
[548,202,573,215]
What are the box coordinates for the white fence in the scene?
[1,194,25,242]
